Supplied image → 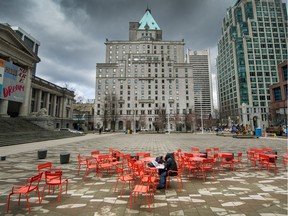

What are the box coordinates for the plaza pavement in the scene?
[0,132,287,216]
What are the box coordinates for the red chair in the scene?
[258,154,277,174]
[191,147,200,153]
[114,165,135,197]
[166,163,183,191]
[220,154,235,171]
[7,173,43,213]
[97,154,114,176]
[129,171,154,210]
[283,155,288,170]
[206,148,213,158]
[77,154,87,176]
[197,158,215,181]
[232,152,244,170]
[183,155,198,179]
[91,151,100,158]
[84,158,98,179]
[38,162,61,181]
[284,148,288,170]
[246,151,257,169]
[42,170,68,202]
[37,162,52,179]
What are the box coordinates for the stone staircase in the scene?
[0,117,82,147]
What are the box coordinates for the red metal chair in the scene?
[197,158,215,181]
[232,152,244,170]
[246,151,257,169]
[42,170,68,202]
[91,150,100,158]
[283,155,288,170]
[191,147,200,153]
[220,154,235,171]
[166,163,183,191]
[84,158,98,179]
[114,165,135,197]
[258,154,277,174]
[7,173,43,213]
[97,154,114,176]
[37,162,52,179]
[77,154,87,176]
[129,171,154,210]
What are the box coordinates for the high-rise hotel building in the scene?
[95,9,194,132]
[217,0,287,129]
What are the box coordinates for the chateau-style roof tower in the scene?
[129,8,162,41]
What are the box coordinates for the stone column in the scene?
[46,92,50,114]
[59,97,64,118]
[19,68,32,116]
[0,100,9,117]
[36,89,42,111]
[52,95,57,117]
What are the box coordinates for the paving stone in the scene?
[0,133,287,215]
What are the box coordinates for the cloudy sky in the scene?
[0,0,237,106]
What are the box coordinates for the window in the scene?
[273,87,281,101]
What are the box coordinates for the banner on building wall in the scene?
[0,58,28,102]
[0,59,4,98]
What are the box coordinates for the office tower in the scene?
[187,49,213,118]
[95,8,194,132]
[217,0,287,129]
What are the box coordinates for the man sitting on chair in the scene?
[157,153,178,190]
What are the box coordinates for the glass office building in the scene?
[217,0,287,129]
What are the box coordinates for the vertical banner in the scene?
[0,59,4,98]
[0,59,28,102]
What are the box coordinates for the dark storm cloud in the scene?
[0,0,236,101]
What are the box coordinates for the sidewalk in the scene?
[0,133,287,216]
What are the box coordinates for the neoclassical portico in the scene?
[0,24,40,117]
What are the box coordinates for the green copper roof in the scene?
[138,9,160,30]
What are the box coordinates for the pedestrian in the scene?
[99,127,102,135]
[156,152,178,190]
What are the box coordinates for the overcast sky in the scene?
[0,0,237,106]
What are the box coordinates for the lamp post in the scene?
[133,108,136,134]
[200,89,204,134]
[166,102,170,134]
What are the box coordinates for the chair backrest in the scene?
[262,148,272,153]
[221,154,233,160]
[246,151,255,157]
[213,147,220,152]
[184,152,194,158]
[202,158,214,167]
[191,147,200,153]
[143,153,150,157]
[44,170,62,184]
[97,154,111,163]
[258,154,269,162]
[206,148,212,153]
[38,162,52,174]
[91,151,100,157]
[27,173,43,192]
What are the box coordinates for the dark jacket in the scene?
[164,153,178,176]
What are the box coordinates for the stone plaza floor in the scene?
[0,133,287,216]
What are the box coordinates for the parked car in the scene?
[59,128,84,134]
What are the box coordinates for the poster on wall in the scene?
[0,59,28,102]
[0,59,4,98]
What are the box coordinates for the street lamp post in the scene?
[133,109,136,134]
[200,89,204,134]
[167,102,170,134]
